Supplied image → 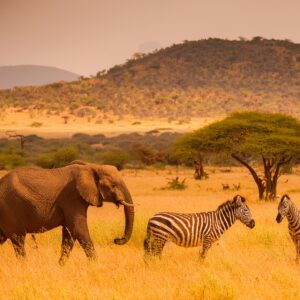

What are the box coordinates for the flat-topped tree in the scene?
[6,131,26,150]
[173,112,300,200]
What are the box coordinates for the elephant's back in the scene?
[0,166,70,206]
[0,167,68,235]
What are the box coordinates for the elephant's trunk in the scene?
[114,184,134,245]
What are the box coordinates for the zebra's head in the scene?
[233,195,255,228]
[276,194,291,223]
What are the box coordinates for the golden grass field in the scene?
[0,166,300,299]
[0,108,221,138]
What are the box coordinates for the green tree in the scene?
[173,112,300,200]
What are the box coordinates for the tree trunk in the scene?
[262,156,274,200]
[194,156,205,180]
[232,154,292,201]
[231,154,265,200]
[267,156,292,200]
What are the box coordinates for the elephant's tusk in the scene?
[119,200,135,207]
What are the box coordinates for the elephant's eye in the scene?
[111,184,116,189]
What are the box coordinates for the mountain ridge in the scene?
[0,38,299,119]
[0,65,79,89]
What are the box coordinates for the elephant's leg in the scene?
[10,234,26,258]
[59,226,75,266]
[76,224,96,260]
[67,218,96,260]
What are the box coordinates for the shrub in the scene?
[30,122,43,127]
[0,153,26,169]
[36,154,55,168]
[53,147,78,167]
[96,152,130,170]
[161,177,187,190]
[36,147,78,168]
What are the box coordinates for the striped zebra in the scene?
[276,194,300,262]
[144,195,255,260]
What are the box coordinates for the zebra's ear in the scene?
[233,195,245,206]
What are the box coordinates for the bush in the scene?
[96,152,130,170]
[53,147,78,167]
[36,154,55,168]
[0,153,26,169]
[36,147,78,168]
[30,122,43,127]
[160,177,187,190]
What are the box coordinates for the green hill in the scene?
[1,38,299,119]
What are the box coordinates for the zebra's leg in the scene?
[200,237,212,260]
[143,234,151,264]
[152,237,167,259]
[295,239,300,263]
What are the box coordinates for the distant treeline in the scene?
[0,132,182,170]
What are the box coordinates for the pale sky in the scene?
[1,0,299,76]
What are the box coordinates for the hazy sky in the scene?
[1,0,299,76]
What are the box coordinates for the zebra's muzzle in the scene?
[247,219,255,228]
[276,214,283,223]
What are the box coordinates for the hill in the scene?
[0,38,299,119]
[0,65,79,89]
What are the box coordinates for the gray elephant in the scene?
[0,160,134,265]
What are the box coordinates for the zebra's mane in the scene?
[217,200,233,211]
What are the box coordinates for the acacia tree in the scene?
[173,112,300,200]
[6,131,26,150]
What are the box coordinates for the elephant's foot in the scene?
[85,247,97,261]
[11,235,26,258]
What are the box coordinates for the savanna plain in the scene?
[0,166,300,300]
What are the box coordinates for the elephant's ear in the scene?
[76,167,101,206]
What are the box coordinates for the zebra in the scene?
[144,195,255,260]
[276,194,300,262]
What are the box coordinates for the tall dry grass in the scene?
[1,167,300,299]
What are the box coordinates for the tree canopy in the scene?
[173,112,300,200]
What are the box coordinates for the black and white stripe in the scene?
[144,195,255,259]
[276,194,300,262]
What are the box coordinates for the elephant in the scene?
[0,160,134,265]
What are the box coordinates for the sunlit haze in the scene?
[1,0,299,75]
